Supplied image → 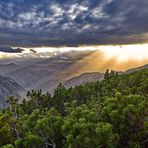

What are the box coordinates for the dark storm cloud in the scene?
[0,0,148,47]
[0,46,24,53]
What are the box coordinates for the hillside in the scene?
[63,64,148,88]
[0,76,25,109]
[0,63,21,76]
[125,64,148,73]
[0,68,147,147]
[63,72,104,88]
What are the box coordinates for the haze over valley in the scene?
[0,44,148,92]
[0,44,147,109]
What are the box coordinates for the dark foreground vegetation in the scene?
[0,69,148,148]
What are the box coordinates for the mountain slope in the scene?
[63,64,148,88]
[5,64,52,89]
[0,63,21,76]
[125,64,148,73]
[63,72,104,88]
[0,76,25,109]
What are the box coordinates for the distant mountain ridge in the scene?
[63,64,148,88]
[0,75,25,109]
[125,64,148,73]
[63,72,104,88]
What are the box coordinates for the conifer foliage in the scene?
[0,69,148,148]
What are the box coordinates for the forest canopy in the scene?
[0,69,148,148]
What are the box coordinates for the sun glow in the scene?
[0,44,148,72]
[1,44,148,64]
[23,44,148,62]
[98,44,148,62]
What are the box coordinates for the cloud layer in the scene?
[0,46,24,53]
[0,0,148,47]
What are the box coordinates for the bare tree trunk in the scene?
[44,139,56,148]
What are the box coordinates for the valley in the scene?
[0,49,147,109]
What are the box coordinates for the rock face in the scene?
[0,76,25,109]
[63,72,104,88]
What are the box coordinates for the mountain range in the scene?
[0,51,147,109]
[63,64,148,88]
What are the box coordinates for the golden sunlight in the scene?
[23,43,148,62]
[0,44,148,72]
[98,44,148,62]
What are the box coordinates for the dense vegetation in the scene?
[0,69,148,148]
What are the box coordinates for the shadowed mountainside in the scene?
[0,76,25,109]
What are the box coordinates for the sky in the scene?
[0,0,148,71]
[0,0,148,47]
